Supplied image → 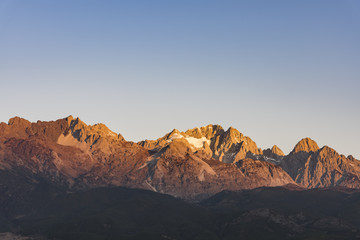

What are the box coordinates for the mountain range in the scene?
[0,116,358,200]
[1,116,360,239]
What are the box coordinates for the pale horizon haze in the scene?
[1,1,359,158]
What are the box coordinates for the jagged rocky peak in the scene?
[0,116,71,141]
[52,115,128,155]
[3,117,32,138]
[62,116,124,143]
[8,116,32,127]
[317,145,338,159]
[141,125,222,151]
[166,129,182,139]
[185,124,224,139]
[211,127,262,163]
[265,145,285,156]
[68,117,87,132]
[65,115,74,125]
[281,142,360,189]
[223,126,244,144]
[140,124,264,163]
[211,126,243,155]
[292,137,319,154]
[271,145,285,156]
[227,127,244,143]
[347,155,358,161]
[263,145,285,161]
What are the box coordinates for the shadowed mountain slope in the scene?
[2,186,360,239]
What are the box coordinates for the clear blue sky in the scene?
[1,0,359,158]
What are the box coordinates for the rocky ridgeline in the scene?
[0,116,359,200]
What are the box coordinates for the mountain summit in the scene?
[292,137,320,153]
[140,124,262,164]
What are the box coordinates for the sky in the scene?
[0,0,359,158]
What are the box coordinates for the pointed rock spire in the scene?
[226,126,243,143]
[264,145,285,158]
[271,145,285,156]
[184,124,224,139]
[292,137,319,154]
[166,129,182,139]
[65,115,74,126]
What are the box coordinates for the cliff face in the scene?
[0,116,149,188]
[281,138,360,188]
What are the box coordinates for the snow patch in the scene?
[262,156,281,164]
[165,132,210,149]
[185,136,210,148]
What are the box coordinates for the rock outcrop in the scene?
[292,137,320,154]
[263,145,285,158]
[281,139,360,188]
[140,124,263,164]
